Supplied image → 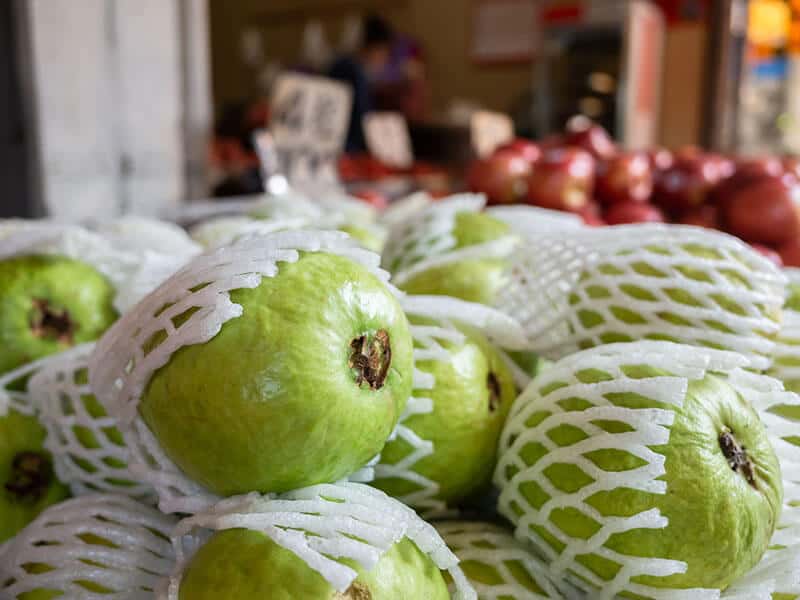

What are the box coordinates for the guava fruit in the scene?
[0,409,68,542]
[340,224,385,254]
[374,322,516,507]
[437,521,565,599]
[497,357,783,594]
[177,529,449,600]
[0,255,117,375]
[394,211,514,305]
[0,494,175,598]
[507,350,551,379]
[139,251,413,496]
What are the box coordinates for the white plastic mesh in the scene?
[379,191,433,229]
[721,543,800,600]
[189,215,309,248]
[88,230,396,514]
[436,521,566,599]
[494,224,786,370]
[494,341,758,600]
[0,353,64,417]
[92,216,202,259]
[381,194,519,286]
[770,268,800,389]
[1,493,176,599]
[161,482,476,600]
[28,343,153,499]
[485,205,584,236]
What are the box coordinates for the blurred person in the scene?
[327,14,394,152]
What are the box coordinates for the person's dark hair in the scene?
[362,14,393,49]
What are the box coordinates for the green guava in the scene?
[0,255,118,375]
[507,350,551,380]
[0,409,69,542]
[508,367,782,593]
[139,252,414,496]
[178,528,449,600]
[374,322,516,505]
[340,225,384,254]
[399,212,512,305]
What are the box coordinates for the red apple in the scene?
[751,244,784,267]
[596,151,653,205]
[352,188,389,210]
[778,238,800,267]
[605,202,665,225]
[496,138,541,165]
[526,147,595,212]
[648,148,675,172]
[564,118,617,161]
[720,175,800,245]
[653,156,722,213]
[579,202,606,227]
[783,156,800,181]
[678,204,719,229]
[467,149,532,205]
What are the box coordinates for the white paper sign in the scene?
[269,73,352,183]
[471,110,514,157]
[363,112,414,169]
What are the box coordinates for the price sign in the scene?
[471,110,514,158]
[269,73,352,183]
[363,112,414,169]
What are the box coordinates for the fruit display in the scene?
[2,172,800,600]
[469,121,800,267]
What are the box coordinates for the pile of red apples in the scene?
[467,120,800,267]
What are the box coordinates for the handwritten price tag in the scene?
[471,110,514,157]
[269,73,352,183]
[363,112,414,169]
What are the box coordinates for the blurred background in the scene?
[0,0,796,219]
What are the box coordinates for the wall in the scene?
[208,0,533,117]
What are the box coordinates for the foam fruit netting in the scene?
[0,494,176,598]
[494,340,800,600]
[494,224,786,370]
[381,194,520,285]
[27,343,153,500]
[88,230,398,515]
[161,482,476,600]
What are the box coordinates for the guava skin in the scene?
[340,225,384,254]
[515,369,782,592]
[0,255,118,375]
[177,529,450,600]
[375,323,516,505]
[140,252,414,496]
[398,212,512,305]
[0,409,69,542]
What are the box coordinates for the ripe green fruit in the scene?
[139,251,414,496]
[393,211,513,305]
[0,255,117,375]
[0,409,69,542]
[340,224,384,254]
[374,323,516,506]
[177,529,450,600]
[497,348,783,594]
[437,521,565,599]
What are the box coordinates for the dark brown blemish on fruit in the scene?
[719,429,757,490]
[30,298,75,345]
[335,582,372,600]
[5,451,54,503]
[488,372,501,412]
[350,329,391,390]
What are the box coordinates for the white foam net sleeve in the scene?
[770,268,800,388]
[88,230,395,515]
[379,191,433,229]
[188,215,309,248]
[494,224,786,370]
[382,194,519,286]
[160,482,476,600]
[27,343,153,500]
[486,205,584,237]
[494,341,756,600]
[92,216,202,259]
[1,493,177,599]
[436,521,567,599]
[0,352,70,417]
